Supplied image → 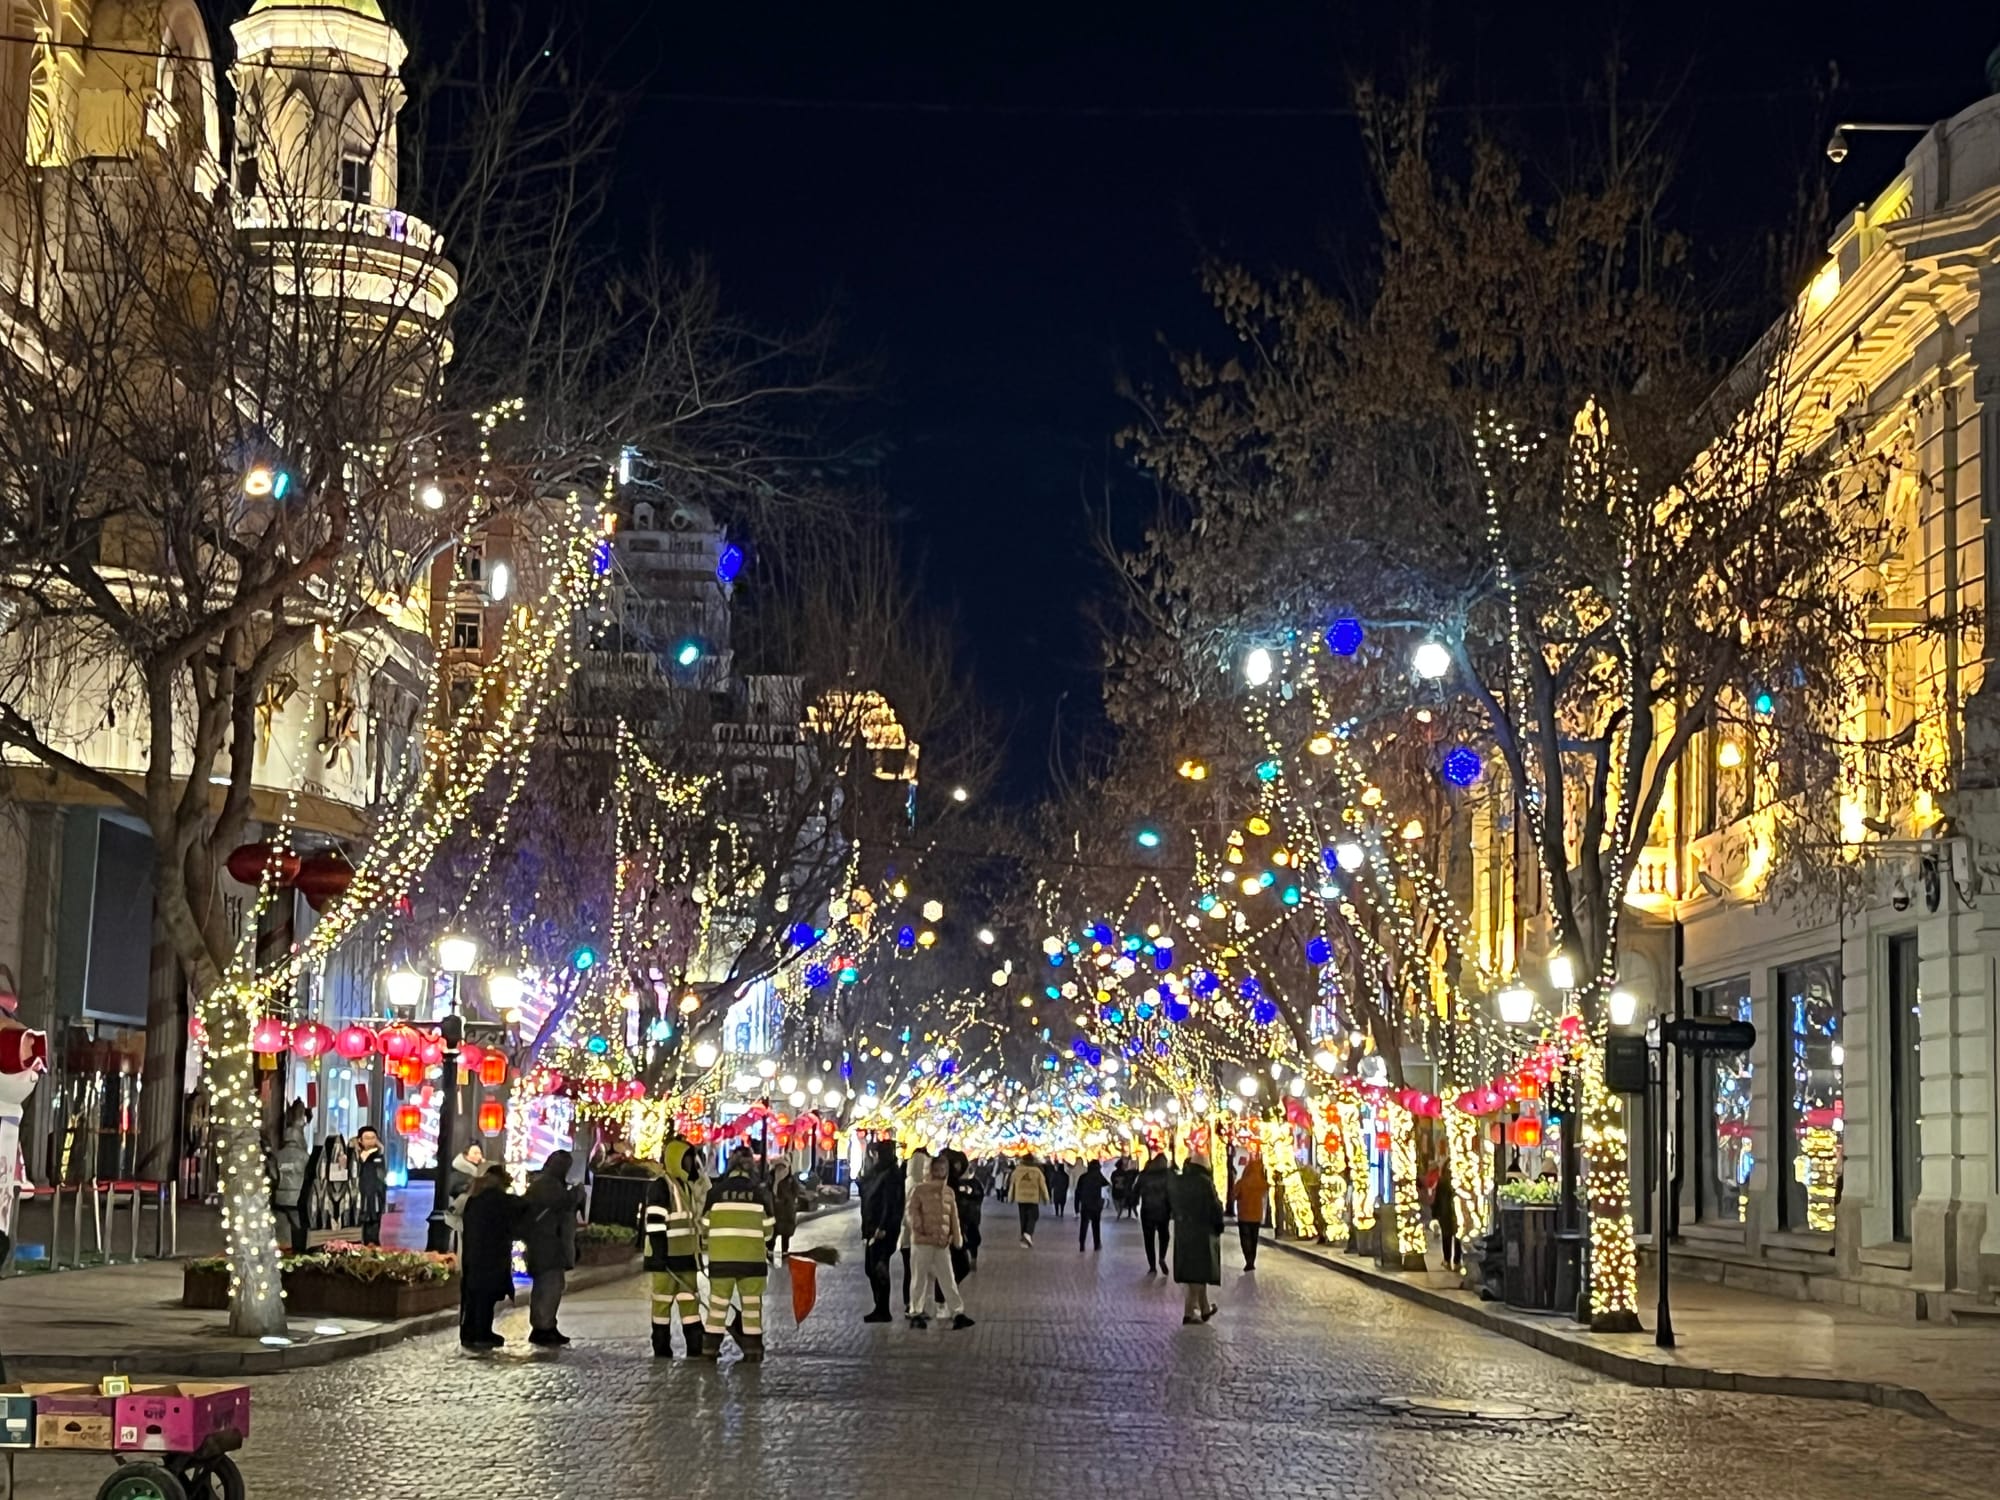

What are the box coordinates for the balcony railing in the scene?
[233,196,446,261]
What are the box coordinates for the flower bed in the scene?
[574,1222,639,1267]
[182,1243,459,1319]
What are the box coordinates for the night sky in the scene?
[420,0,2000,796]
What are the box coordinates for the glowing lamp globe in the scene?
[779,1073,798,1094]
[1333,841,1365,873]
[1547,951,1577,991]
[1313,1047,1339,1071]
[1412,640,1452,680]
[692,1041,720,1070]
[1607,988,1640,1027]
[250,1017,290,1055]
[486,971,524,1014]
[1244,647,1274,686]
[384,968,424,1011]
[1496,985,1537,1026]
[1235,1074,1259,1099]
[756,1058,779,1080]
[436,934,479,974]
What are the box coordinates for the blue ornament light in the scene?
[1753,690,1776,716]
[939,1058,956,1077]
[1193,970,1220,998]
[787,922,818,948]
[1281,885,1301,906]
[715,541,745,584]
[1239,975,1263,1001]
[1256,759,1280,783]
[586,1034,609,1055]
[1089,922,1114,945]
[1305,934,1332,966]
[896,925,916,950]
[1154,948,1172,972]
[1325,617,1364,656]
[1252,999,1279,1026]
[1166,998,1191,1023]
[1442,746,1484,787]
[804,963,831,989]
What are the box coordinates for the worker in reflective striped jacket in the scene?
[699,1146,778,1361]
[643,1139,708,1358]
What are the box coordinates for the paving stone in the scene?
[9,1212,1999,1499]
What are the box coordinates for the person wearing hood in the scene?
[1168,1153,1225,1324]
[770,1158,807,1257]
[1111,1156,1139,1219]
[443,1142,486,1246]
[1137,1152,1174,1274]
[899,1147,932,1314]
[643,1138,708,1358]
[700,1146,777,1360]
[267,1120,309,1255]
[459,1164,522,1349]
[1234,1151,1270,1271]
[900,1152,974,1329]
[858,1138,906,1323]
[1008,1152,1049,1245]
[1074,1160,1109,1253]
[523,1150,585,1347]
[946,1149,983,1281]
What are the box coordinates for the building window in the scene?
[452,610,482,651]
[339,153,371,205]
[457,544,483,582]
[1887,934,1921,1241]
[1694,976,1754,1224]
[1777,956,1843,1233]
[236,155,259,199]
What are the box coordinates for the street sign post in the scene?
[1653,1015,1754,1348]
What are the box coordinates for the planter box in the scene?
[1500,1204,1562,1311]
[575,1238,638,1268]
[181,1263,457,1319]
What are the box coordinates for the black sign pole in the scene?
[1656,1035,1675,1349]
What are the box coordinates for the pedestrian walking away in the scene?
[524,1149,585,1346]
[900,1147,933,1313]
[858,1139,907,1323]
[701,1146,778,1360]
[1234,1150,1268,1271]
[1137,1151,1173,1273]
[1009,1151,1049,1244]
[947,1149,984,1282]
[1430,1158,1459,1269]
[1048,1159,1070,1219]
[771,1157,807,1257]
[1168,1152,1224,1324]
[1074,1159,1108,1252]
[900,1153,975,1328]
[352,1125,388,1247]
[458,1165,521,1349]
[644,1138,709,1358]
[1111,1156,1138,1220]
[266,1113,309,1256]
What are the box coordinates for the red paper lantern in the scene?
[1511,1117,1544,1148]
[380,1024,421,1062]
[250,1017,290,1055]
[394,1102,422,1136]
[333,1024,376,1061]
[478,1053,507,1087]
[477,1099,506,1135]
[293,849,356,913]
[290,1021,334,1061]
[419,1035,445,1067]
[225,841,302,888]
[459,1042,484,1070]
[626,1079,647,1101]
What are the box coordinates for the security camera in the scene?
[1826,128,1849,164]
[1889,873,1911,912]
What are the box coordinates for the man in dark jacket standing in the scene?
[947,1150,984,1281]
[523,1150,584,1347]
[1137,1153,1174,1273]
[1074,1160,1109,1253]
[858,1139,905,1323]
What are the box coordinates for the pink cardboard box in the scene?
[113,1384,250,1455]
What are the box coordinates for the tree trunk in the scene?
[1386,1100,1428,1271]
[1444,1102,1491,1243]
[135,906,185,1186]
[1580,1022,1642,1331]
[205,986,289,1338]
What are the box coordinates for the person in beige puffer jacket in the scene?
[899,1155,974,1329]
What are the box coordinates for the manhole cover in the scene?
[1377,1397,1568,1422]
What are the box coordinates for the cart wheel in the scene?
[95,1464,189,1500]
[169,1455,245,1500]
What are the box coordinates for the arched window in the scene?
[337,97,380,205]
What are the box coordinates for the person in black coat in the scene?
[522,1150,585,1347]
[1136,1153,1174,1273]
[352,1126,388,1247]
[946,1150,984,1281]
[1074,1160,1110,1252]
[458,1165,521,1349]
[1168,1155,1225,1323]
[1111,1158,1139,1219]
[857,1139,906,1323]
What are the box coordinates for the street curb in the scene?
[3,1200,857,1380]
[2,1259,645,1380]
[1271,1237,1953,1424]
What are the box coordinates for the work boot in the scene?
[682,1321,708,1359]
[742,1334,765,1363]
[651,1325,675,1359]
[727,1312,747,1353]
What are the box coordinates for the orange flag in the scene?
[788,1254,819,1324]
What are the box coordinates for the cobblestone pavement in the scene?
[11,1211,2000,1499]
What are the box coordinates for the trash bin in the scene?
[1500,1204,1561,1310]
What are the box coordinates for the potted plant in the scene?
[182,1243,459,1320]
[1497,1178,1563,1311]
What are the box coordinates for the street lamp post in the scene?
[426,935,479,1252]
